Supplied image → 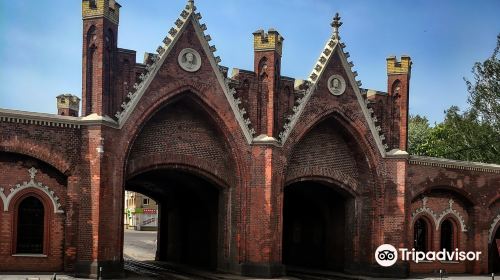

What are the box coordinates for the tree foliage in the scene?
[408,115,431,156]
[466,34,500,132]
[409,34,500,164]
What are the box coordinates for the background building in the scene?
[124,191,158,231]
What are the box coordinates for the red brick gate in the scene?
[0,1,498,278]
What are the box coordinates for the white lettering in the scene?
[459,251,466,261]
[466,251,476,261]
[376,245,482,267]
[399,248,408,261]
[415,251,425,263]
[436,250,446,260]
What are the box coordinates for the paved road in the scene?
[123,229,157,261]
[2,231,498,279]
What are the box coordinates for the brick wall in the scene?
[286,119,358,183]
[0,4,499,277]
[408,163,500,274]
[128,98,235,184]
[0,153,67,271]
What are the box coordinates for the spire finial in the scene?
[448,199,454,209]
[187,0,195,9]
[28,167,38,180]
[331,12,342,40]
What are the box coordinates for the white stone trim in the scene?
[386,149,410,159]
[409,155,500,174]
[2,167,64,213]
[112,3,254,143]
[488,214,500,243]
[277,35,335,145]
[0,109,81,129]
[113,7,191,127]
[0,187,6,209]
[337,47,387,156]
[191,11,254,143]
[435,199,467,232]
[411,196,439,226]
[411,197,467,232]
[0,109,118,129]
[278,33,387,156]
[12,254,48,258]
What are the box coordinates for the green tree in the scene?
[465,34,500,132]
[422,107,500,163]
[408,34,500,164]
[407,115,431,156]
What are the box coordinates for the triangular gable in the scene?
[114,1,254,143]
[279,16,388,156]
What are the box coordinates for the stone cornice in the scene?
[409,155,500,174]
[0,109,118,129]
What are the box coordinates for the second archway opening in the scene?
[283,180,353,272]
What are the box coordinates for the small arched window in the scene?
[441,219,455,253]
[105,28,115,50]
[16,196,45,254]
[391,80,401,98]
[87,25,97,45]
[414,218,430,252]
[258,57,268,81]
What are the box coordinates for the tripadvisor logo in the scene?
[375,244,398,267]
[375,244,482,267]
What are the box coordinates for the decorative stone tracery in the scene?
[277,13,388,154]
[488,214,500,243]
[0,167,64,213]
[113,1,256,141]
[411,197,467,232]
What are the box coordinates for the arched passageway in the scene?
[491,225,500,273]
[282,180,353,272]
[126,168,221,270]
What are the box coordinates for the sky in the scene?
[0,0,499,125]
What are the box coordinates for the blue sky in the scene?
[0,0,499,124]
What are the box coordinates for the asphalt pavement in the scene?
[123,229,157,261]
[1,230,498,279]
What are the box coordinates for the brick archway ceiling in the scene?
[111,2,389,156]
[125,168,220,202]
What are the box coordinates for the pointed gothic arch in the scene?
[123,89,241,186]
[412,215,434,252]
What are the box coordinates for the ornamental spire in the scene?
[28,167,38,180]
[187,0,195,10]
[331,12,342,40]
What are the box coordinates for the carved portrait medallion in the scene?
[327,74,346,96]
[178,48,201,72]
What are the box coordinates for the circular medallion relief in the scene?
[178,48,201,72]
[327,74,346,96]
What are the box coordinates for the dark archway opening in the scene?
[283,181,350,272]
[491,226,500,273]
[126,169,220,270]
